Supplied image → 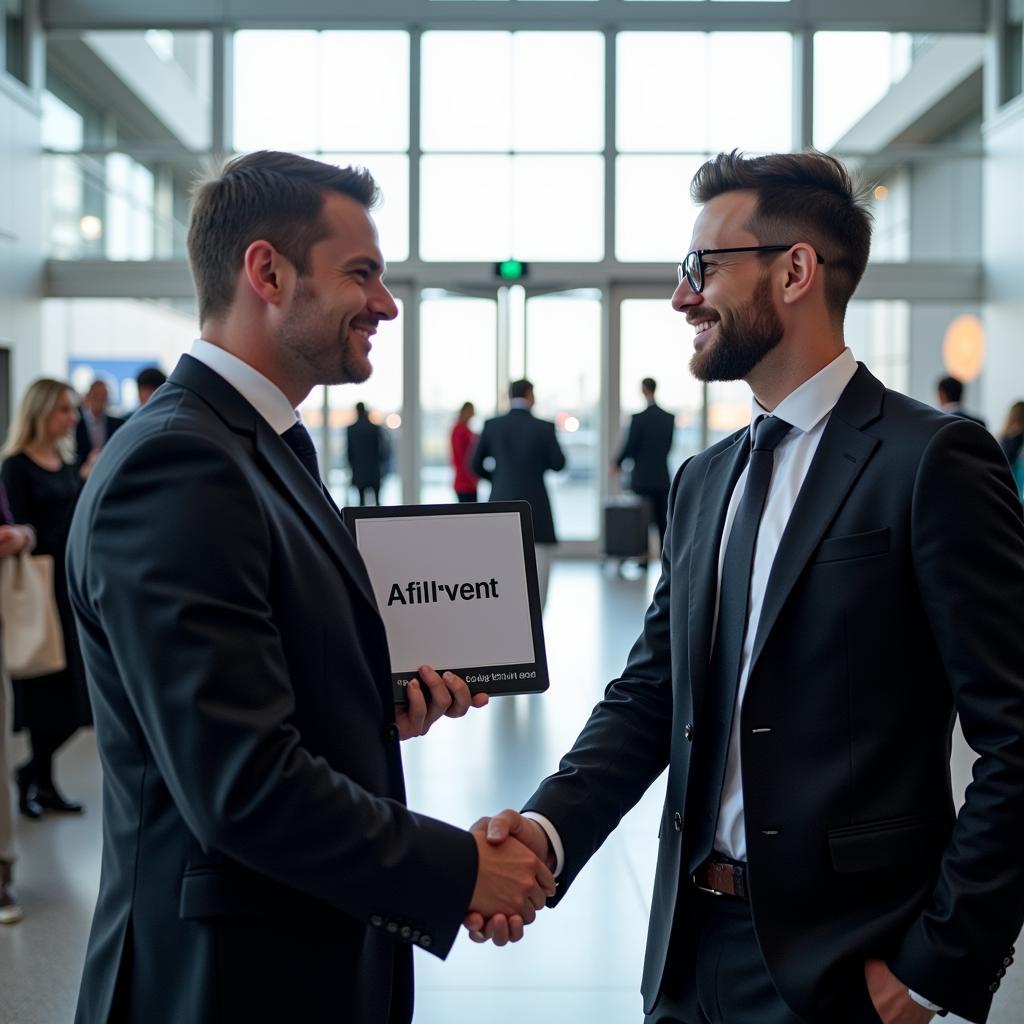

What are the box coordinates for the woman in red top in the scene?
[450,401,479,502]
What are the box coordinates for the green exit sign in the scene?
[494,259,528,281]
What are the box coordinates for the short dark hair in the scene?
[136,367,167,392]
[690,150,873,319]
[509,379,533,401]
[355,401,367,415]
[937,376,963,403]
[642,377,657,395]
[187,151,380,325]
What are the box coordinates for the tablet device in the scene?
[343,501,549,702]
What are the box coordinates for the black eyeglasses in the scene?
[677,245,824,294]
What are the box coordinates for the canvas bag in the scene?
[0,550,66,677]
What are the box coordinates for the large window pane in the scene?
[525,290,602,542]
[419,293,498,504]
[813,33,912,150]
[234,31,409,152]
[617,32,792,153]
[319,153,409,263]
[845,300,909,395]
[422,32,603,152]
[616,155,704,262]
[619,299,701,468]
[421,154,603,261]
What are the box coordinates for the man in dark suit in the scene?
[936,375,987,429]
[74,379,125,471]
[347,400,389,505]
[66,151,555,1024]
[471,378,566,609]
[467,152,1024,1023]
[613,377,676,552]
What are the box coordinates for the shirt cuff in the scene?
[908,989,945,1014]
[521,811,564,877]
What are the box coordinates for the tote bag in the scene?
[0,550,66,678]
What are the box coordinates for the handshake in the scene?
[464,811,557,946]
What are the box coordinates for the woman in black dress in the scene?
[1,379,97,817]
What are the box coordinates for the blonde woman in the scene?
[1,379,92,819]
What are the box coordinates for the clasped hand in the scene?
[464,811,555,946]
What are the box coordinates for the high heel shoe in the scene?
[33,785,84,815]
[14,768,43,820]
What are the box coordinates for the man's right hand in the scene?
[466,817,555,946]
[465,812,555,945]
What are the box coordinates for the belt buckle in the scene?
[692,873,726,897]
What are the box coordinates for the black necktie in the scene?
[688,414,792,871]
[281,421,322,483]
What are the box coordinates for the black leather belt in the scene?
[693,854,748,900]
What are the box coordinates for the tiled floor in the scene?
[0,561,1019,1023]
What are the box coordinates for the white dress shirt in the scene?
[189,339,298,436]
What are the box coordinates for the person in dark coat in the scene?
[347,401,388,505]
[613,377,676,553]
[2,378,94,818]
[74,379,125,472]
[936,375,987,429]
[471,379,566,609]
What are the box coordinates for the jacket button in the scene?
[1004,956,1013,967]
[385,723,400,742]
[684,724,693,741]
[989,981,1000,993]
[370,915,383,928]
[996,967,1006,978]
[673,812,683,832]
[386,921,399,934]
[419,934,432,949]
[400,925,412,940]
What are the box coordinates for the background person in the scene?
[74,380,125,473]
[451,401,479,502]
[347,400,388,505]
[471,379,566,610]
[134,366,167,407]
[936,374,987,429]
[2,379,92,820]
[0,481,35,924]
[612,377,675,557]
[999,399,1024,497]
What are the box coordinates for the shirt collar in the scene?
[190,339,299,436]
[510,398,532,410]
[750,347,857,439]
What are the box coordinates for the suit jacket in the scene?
[525,366,1024,1023]
[67,356,477,1024]
[615,403,675,493]
[470,407,566,544]
[348,415,388,489]
[75,412,125,469]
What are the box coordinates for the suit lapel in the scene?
[169,355,381,619]
[687,429,750,710]
[748,366,883,672]
[253,418,381,616]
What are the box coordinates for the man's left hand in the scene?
[864,960,936,1024]
[395,665,489,740]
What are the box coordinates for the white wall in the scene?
[981,96,1024,433]
[0,80,44,399]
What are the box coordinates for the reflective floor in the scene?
[0,561,1019,1023]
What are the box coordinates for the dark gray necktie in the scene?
[281,421,322,483]
[688,414,792,871]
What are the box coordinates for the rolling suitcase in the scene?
[603,496,650,562]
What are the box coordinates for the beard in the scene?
[689,271,784,383]
[278,278,372,387]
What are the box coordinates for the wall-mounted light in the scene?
[942,314,985,382]
[385,413,402,430]
[873,185,889,200]
[80,215,103,240]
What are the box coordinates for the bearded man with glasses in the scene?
[469,150,1024,1024]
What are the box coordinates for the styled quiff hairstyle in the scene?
[187,151,380,325]
[690,150,873,320]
